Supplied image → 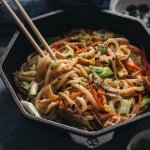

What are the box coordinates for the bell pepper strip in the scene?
[136,94,142,115]
[140,97,150,108]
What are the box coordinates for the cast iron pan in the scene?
[0,8,150,149]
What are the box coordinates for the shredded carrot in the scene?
[59,101,65,110]
[87,105,95,110]
[109,82,117,88]
[74,45,85,53]
[125,79,135,87]
[141,76,147,83]
[110,113,127,121]
[97,90,104,104]
[124,60,142,71]
[98,113,113,120]
[82,41,103,52]
[70,92,82,99]
[90,84,105,110]
[88,41,104,47]
[136,94,142,115]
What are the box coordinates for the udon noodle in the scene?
[14,29,150,131]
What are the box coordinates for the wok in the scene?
[0,8,150,148]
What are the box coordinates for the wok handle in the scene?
[69,131,114,149]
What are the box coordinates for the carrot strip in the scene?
[97,89,104,104]
[125,79,135,87]
[124,60,142,71]
[141,76,147,84]
[74,45,85,53]
[90,84,105,110]
[136,94,142,115]
[82,41,103,52]
[88,41,104,47]
[70,92,81,99]
[109,82,117,88]
[98,113,113,121]
[87,104,95,110]
[110,113,127,121]
[98,112,127,121]
[59,101,65,110]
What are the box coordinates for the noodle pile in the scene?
[14,29,150,131]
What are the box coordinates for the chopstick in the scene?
[1,0,57,60]
[0,0,45,57]
[13,0,57,60]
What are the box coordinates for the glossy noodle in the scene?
[14,29,150,131]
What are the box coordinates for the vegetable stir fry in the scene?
[14,29,150,131]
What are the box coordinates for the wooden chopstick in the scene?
[13,0,57,60]
[0,0,45,57]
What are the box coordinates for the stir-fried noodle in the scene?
[14,29,150,131]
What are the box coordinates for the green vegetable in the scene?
[78,34,89,40]
[99,33,105,38]
[141,98,150,108]
[21,81,30,90]
[98,44,107,54]
[30,64,36,71]
[131,138,150,150]
[21,100,41,118]
[63,45,74,58]
[90,66,113,78]
[30,82,38,96]
[118,99,132,116]
[21,81,29,87]
[50,64,56,70]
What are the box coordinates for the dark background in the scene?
[0,0,150,150]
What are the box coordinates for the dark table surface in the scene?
[0,26,150,150]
